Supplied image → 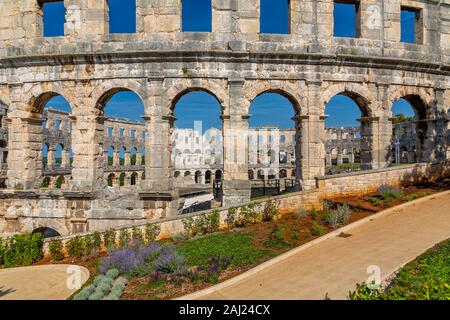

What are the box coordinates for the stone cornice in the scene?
[0,50,447,77]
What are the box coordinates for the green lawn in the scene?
[349,238,450,300]
[176,231,274,268]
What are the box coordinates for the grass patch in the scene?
[177,231,274,268]
[348,238,450,300]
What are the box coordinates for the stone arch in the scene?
[25,83,73,114]
[89,79,147,110]
[107,173,115,187]
[321,83,374,116]
[32,226,61,238]
[164,78,228,114]
[388,86,435,119]
[244,82,303,115]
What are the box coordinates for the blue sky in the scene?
[43,1,416,130]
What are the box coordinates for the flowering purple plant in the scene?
[99,240,162,276]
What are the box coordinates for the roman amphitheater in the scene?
[0,0,449,237]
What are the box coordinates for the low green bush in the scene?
[84,232,102,257]
[131,227,144,243]
[311,222,325,236]
[106,268,120,280]
[2,233,43,268]
[262,200,279,222]
[295,209,308,218]
[182,210,221,237]
[226,207,238,227]
[118,229,131,248]
[48,239,65,260]
[378,185,403,203]
[0,237,5,265]
[144,224,160,244]
[103,230,116,250]
[369,197,382,206]
[66,236,85,259]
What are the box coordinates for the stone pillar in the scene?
[47,147,55,168]
[6,113,43,189]
[143,114,173,192]
[124,151,131,166]
[136,152,142,166]
[113,150,120,166]
[69,107,105,192]
[295,114,325,190]
[359,116,389,170]
[62,149,70,168]
[222,80,251,207]
[337,152,343,165]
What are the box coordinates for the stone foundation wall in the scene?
[316,161,450,198]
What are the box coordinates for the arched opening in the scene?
[248,170,255,180]
[119,173,126,187]
[101,90,145,190]
[171,89,223,190]
[130,172,138,186]
[195,170,202,184]
[55,144,63,168]
[184,171,191,177]
[280,169,287,179]
[249,91,298,191]
[119,147,126,166]
[215,170,222,181]
[55,176,65,189]
[182,0,212,32]
[203,170,211,184]
[257,169,265,180]
[107,173,115,187]
[107,147,114,166]
[174,171,181,178]
[38,94,72,189]
[325,92,371,174]
[391,97,426,164]
[130,147,137,166]
[32,227,61,239]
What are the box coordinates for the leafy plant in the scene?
[310,209,319,220]
[118,229,131,248]
[66,236,85,259]
[335,204,351,226]
[262,200,279,222]
[226,207,238,227]
[48,239,65,260]
[369,197,382,206]
[311,222,325,236]
[103,230,116,250]
[144,224,160,244]
[263,225,289,249]
[84,232,102,257]
[132,227,144,243]
[295,209,308,218]
[2,233,43,267]
[378,185,403,203]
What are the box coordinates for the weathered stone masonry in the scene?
[0,0,448,236]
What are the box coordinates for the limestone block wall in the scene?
[316,160,450,198]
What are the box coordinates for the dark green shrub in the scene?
[226,207,238,227]
[182,210,220,236]
[131,227,144,243]
[48,239,65,260]
[103,230,116,250]
[2,233,43,267]
[0,237,5,265]
[84,232,102,257]
[66,236,86,259]
[144,224,160,244]
[262,200,279,222]
[118,229,130,248]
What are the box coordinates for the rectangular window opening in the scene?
[333,1,361,38]
[260,0,290,34]
[401,7,422,44]
[182,0,212,32]
[42,1,66,37]
[108,0,136,34]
